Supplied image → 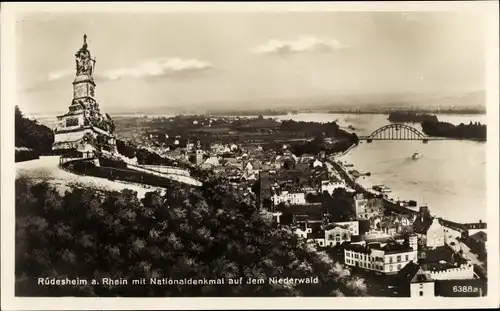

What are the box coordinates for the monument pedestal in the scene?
[53,35,116,155]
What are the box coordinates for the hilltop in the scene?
[16,175,368,297]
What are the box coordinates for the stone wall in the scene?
[426,264,474,280]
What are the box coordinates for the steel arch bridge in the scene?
[358,124,443,142]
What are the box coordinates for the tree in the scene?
[16,177,367,297]
[15,106,54,154]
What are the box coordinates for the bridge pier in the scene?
[367,139,372,143]
[423,139,428,143]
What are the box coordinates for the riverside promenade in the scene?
[327,157,418,216]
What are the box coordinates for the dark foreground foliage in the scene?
[15,177,367,297]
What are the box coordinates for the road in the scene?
[447,237,482,266]
[326,157,417,216]
[16,156,166,199]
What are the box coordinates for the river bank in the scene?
[327,156,418,216]
[33,112,486,223]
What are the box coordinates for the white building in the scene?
[410,269,435,297]
[294,225,310,239]
[324,224,351,247]
[344,242,418,275]
[307,231,327,247]
[244,162,254,172]
[426,218,446,249]
[293,221,351,248]
[272,191,306,206]
[321,181,345,195]
[200,156,220,170]
[195,149,204,166]
[312,159,323,168]
[332,220,359,236]
[409,234,418,251]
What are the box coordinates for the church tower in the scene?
[53,35,116,154]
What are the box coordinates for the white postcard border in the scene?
[2,2,499,310]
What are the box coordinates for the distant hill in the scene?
[21,90,486,117]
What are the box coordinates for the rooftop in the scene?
[276,203,324,215]
[422,261,466,272]
[344,241,413,254]
[324,223,349,231]
[411,269,434,283]
[397,261,420,282]
[438,218,466,231]
[468,231,487,243]
[420,246,468,270]
[412,215,434,234]
[420,246,454,263]
[308,228,325,239]
[463,222,487,230]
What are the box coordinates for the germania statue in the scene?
[75,34,95,76]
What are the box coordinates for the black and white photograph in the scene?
[1,2,499,310]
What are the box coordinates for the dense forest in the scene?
[421,120,486,140]
[16,177,367,297]
[15,106,54,161]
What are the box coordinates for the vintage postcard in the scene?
[1,2,499,310]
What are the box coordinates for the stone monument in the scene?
[52,35,116,155]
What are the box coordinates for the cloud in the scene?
[45,57,215,83]
[254,36,348,55]
[47,69,74,81]
[97,57,214,81]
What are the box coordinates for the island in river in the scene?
[388,111,439,123]
[421,120,487,140]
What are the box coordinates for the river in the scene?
[36,112,486,223]
[272,113,487,224]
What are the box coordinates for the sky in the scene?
[16,11,487,115]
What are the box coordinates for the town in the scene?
[15,35,488,298]
[127,115,488,297]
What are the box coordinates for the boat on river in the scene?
[373,185,392,193]
[412,152,421,160]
